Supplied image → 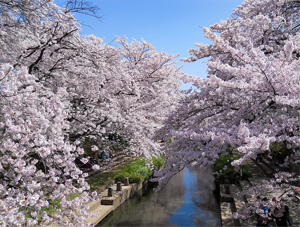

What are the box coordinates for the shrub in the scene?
[214,147,252,183]
[152,155,166,170]
[269,142,293,159]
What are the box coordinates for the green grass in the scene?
[114,158,152,183]
[87,155,165,192]
[67,193,81,200]
[86,158,144,192]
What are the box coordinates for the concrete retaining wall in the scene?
[85,180,148,225]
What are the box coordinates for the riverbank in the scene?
[219,158,300,226]
[84,158,166,226]
[84,180,148,225]
[95,166,221,226]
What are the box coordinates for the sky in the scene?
[54,0,245,89]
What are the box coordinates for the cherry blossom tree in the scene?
[0,0,183,225]
[154,0,300,221]
[0,1,99,226]
[0,64,98,226]
[92,36,183,157]
[1,0,183,157]
[20,30,183,157]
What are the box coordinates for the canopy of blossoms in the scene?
[154,0,300,220]
[0,0,183,226]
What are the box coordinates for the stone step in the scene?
[230,184,244,210]
[86,156,133,178]
[219,158,300,227]
[230,184,251,226]
[111,151,130,159]
[112,155,130,163]
[85,181,147,225]
[263,156,291,173]
[220,184,233,202]
[220,202,237,226]
[85,201,113,225]
[244,160,266,178]
[239,180,253,204]
[246,176,272,201]
[252,159,273,177]
[240,180,251,191]
[87,199,101,212]
[220,184,247,226]
[99,157,132,173]
[262,158,279,173]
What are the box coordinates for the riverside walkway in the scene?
[84,180,147,225]
[50,180,146,227]
[220,157,300,226]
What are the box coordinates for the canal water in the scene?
[97,165,221,227]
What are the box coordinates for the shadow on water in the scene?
[97,165,221,227]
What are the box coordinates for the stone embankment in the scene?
[50,151,166,226]
[220,157,300,226]
[83,155,164,226]
[84,179,148,225]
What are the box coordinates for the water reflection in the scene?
[97,165,220,227]
[169,166,220,226]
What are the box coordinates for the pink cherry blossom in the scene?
[154,0,300,221]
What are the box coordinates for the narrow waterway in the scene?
[97,165,221,227]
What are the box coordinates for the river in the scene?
[97,165,221,226]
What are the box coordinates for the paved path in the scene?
[220,157,300,226]
[84,182,145,225]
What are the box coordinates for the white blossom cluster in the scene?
[0,64,98,226]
